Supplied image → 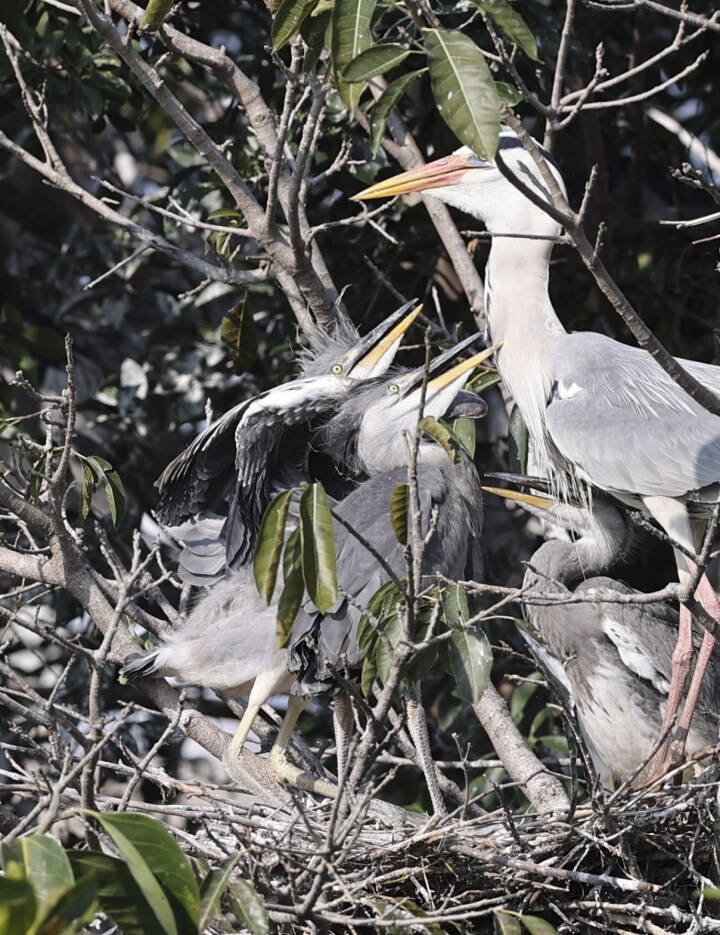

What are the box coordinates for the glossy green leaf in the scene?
[254,489,295,604]
[221,298,258,373]
[419,416,459,463]
[373,612,402,686]
[230,880,269,935]
[0,878,33,906]
[2,835,74,922]
[519,915,560,935]
[494,909,523,935]
[510,673,541,724]
[496,81,524,106]
[299,483,338,612]
[80,462,95,521]
[369,70,424,153]
[361,651,377,696]
[331,0,377,109]
[35,874,97,935]
[68,851,158,935]
[342,43,414,83]
[198,854,239,930]
[472,0,539,61]
[466,368,501,394]
[276,528,304,647]
[449,625,493,704]
[424,28,500,160]
[452,417,477,457]
[102,465,126,527]
[389,482,409,545]
[301,9,332,73]
[94,812,201,935]
[507,404,528,474]
[357,581,404,651]
[441,582,469,627]
[272,0,318,50]
[139,0,174,30]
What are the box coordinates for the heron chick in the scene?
[129,337,490,799]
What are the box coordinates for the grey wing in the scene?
[545,333,720,498]
[289,466,450,692]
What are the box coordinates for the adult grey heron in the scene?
[355,132,720,776]
[488,477,720,787]
[155,301,422,584]
[129,338,490,797]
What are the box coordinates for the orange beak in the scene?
[352,152,486,201]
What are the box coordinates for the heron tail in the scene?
[122,649,161,679]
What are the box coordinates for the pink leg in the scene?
[650,602,694,777]
[668,573,718,765]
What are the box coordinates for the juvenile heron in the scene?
[130,339,489,797]
[355,132,720,775]
[489,478,720,787]
[155,301,421,583]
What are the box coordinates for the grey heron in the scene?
[355,132,720,776]
[129,338,490,798]
[489,477,720,787]
[154,301,422,584]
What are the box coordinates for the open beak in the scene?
[426,344,499,393]
[482,486,554,510]
[353,153,486,201]
[346,300,422,377]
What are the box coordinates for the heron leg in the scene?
[668,572,718,766]
[406,683,446,816]
[269,695,339,799]
[333,691,354,788]
[650,602,694,777]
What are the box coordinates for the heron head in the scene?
[354,336,495,473]
[353,131,565,240]
[300,300,422,380]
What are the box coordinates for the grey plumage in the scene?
[155,301,421,582]
[521,495,720,786]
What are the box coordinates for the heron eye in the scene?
[388,383,400,394]
[331,364,343,374]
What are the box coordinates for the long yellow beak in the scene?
[482,486,554,510]
[353,153,482,201]
[427,343,500,392]
[356,304,422,370]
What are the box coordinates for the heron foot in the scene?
[269,743,339,799]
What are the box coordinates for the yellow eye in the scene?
[331,364,343,374]
[388,383,400,394]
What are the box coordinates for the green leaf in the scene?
[357,581,404,651]
[102,465,126,527]
[80,462,95,521]
[373,612,402,686]
[0,878,33,906]
[466,368,501,393]
[253,489,295,604]
[519,914,560,935]
[472,0,539,61]
[423,28,500,160]
[361,652,377,696]
[68,851,158,935]
[276,528,304,648]
[94,812,201,935]
[389,482,409,545]
[229,880,268,935]
[272,0,318,50]
[510,673,541,724]
[331,0,377,109]
[221,299,258,373]
[198,855,239,930]
[418,416,459,463]
[496,81,524,106]
[299,483,338,613]
[495,910,523,935]
[441,582,469,628]
[301,9,332,73]
[2,835,74,922]
[342,43,414,83]
[369,70,424,154]
[35,874,97,935]
[449,625,493,704]
[452,417,476,458]
[507,404,528,474]
[139,0,174,30]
